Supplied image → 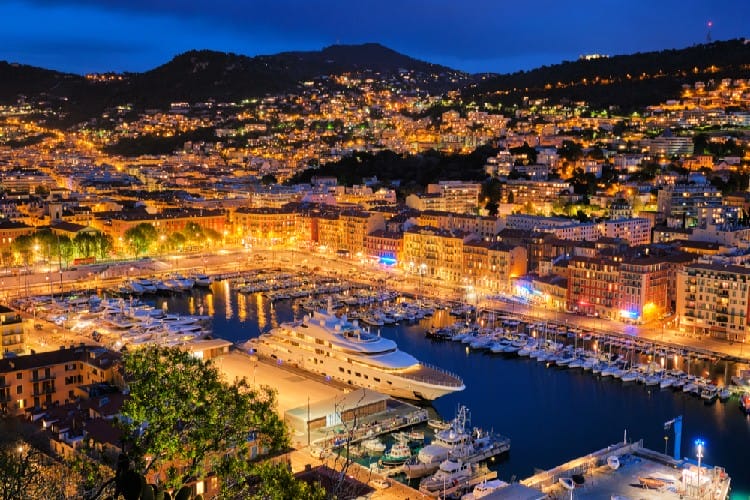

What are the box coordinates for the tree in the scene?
[558,140,583,162]
[480,178,502,205]
[485,201,499,216]
[58,236,75,267]
[74,232,98,259]
[121,346,289,495]
[222,460,326,500]
[509,142,537,165]
[123,223,158,258]
[260,174,278,185]
[10,235,33,267]
[94,233,114,260]
[0,438,65,500]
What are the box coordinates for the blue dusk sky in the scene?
[1,0,748,75]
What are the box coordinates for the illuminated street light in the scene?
[695,438,705,496]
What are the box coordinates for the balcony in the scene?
[31,374,56,383]
[32,385,55,397]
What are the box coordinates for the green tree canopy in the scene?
[260,174,278,185]
[123,223,158,258]
[121,346,289,495]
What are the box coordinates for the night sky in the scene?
[2,0,748,75]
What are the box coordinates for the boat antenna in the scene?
[623,429,627,444]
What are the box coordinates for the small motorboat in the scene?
[380,442,412,467]
[639,476,671,489]
[362,438,386,454]
[427,419,451,431]
[740,392,750,414]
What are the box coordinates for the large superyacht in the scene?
[249,304,464,400]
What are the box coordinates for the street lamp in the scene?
[695,438,705,496]
[419,263,427,298]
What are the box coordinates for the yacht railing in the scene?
[401,361,465,387]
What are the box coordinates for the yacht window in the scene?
[339,367,345,373]
[374,377,380,382]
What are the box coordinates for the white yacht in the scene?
[249,306,464,401]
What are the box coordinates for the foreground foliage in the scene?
[121,346,289,496]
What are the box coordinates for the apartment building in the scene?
[567,256,621,319]
[656,182,722,228]
[417,211,503,240]
[0,346,121,415]
[316,210,385,257]
[677,262,750,341]
[463,240,527,293]
[600,218,652,246]
[0,218,34,250]
[502,180,571,214]
[363,230,402,263]
[93,208,228,251]
[402,226,475,284]
[231,206,297,244]
[0,305,23,357]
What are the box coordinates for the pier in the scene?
[521,439,732,500]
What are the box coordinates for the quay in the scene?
[518,439,731,500]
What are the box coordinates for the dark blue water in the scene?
[152,285,750,497]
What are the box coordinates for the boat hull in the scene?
[251,337,464,401]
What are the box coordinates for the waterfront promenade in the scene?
[6,248,750,366]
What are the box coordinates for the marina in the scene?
[14,268,750,497]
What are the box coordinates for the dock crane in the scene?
[663,415,683,460]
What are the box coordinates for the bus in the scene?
[73,256,96,266]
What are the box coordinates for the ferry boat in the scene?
[249,305,465,401]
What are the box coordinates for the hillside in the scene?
[2,40,749,126]
[464,39,750,110]
[0,43,462,125]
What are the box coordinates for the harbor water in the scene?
[152,283,750,497]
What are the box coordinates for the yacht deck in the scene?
[400,363,464,388]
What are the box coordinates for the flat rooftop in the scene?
[213,350,344,415]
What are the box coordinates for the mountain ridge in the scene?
[1,39,748,124]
